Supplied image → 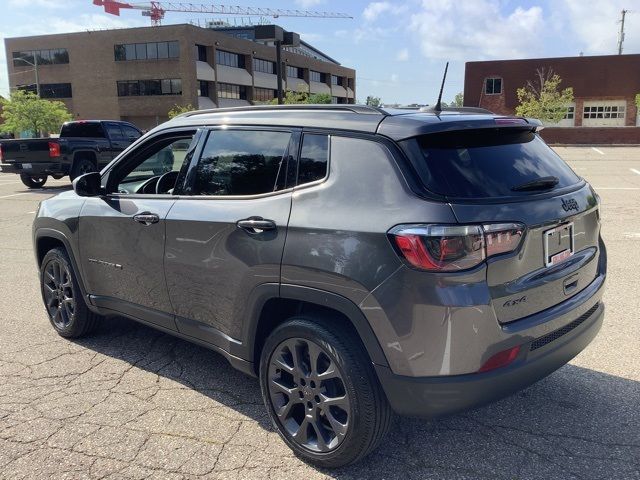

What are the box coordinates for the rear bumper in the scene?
[0,162,67,175]
[376,301,604,418]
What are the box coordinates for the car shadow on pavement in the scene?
[76,316,640,480]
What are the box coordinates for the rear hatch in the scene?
[403,126,601,323]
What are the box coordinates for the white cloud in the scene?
[390,73,399,82]
[396,48,409,61]
[409,0,544,60]
[8,0,58,7]
[549,0,640,55]
[362,1,407,22]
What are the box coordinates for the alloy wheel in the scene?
[268,337,350,453]
[43,259,75,329]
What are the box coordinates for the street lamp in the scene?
[254,25,300,105]
[14,53,39,97]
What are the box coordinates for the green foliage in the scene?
[168,103,196,119]
[515,69,574,123]
[307,92,332,104]
[0,90,72,136]
[365,96,381,107]
[635,93,640,108]
[268,88,331,105]
[451,92,464,107]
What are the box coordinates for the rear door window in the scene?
[298,134,329,185]
[192,130,291,196]
[407,129,580,199]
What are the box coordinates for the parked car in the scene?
[32,105,606,468]
[0,120,144,188]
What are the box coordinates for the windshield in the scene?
[407,129,580,199]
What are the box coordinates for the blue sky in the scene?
[1,0,639,104]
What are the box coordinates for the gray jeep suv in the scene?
[33,105,606,468]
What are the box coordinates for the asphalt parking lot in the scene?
[0,146,638,479]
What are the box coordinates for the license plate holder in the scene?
[544,222,574,267]
[22,163,32,169]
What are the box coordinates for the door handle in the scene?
[133,212,159,225]
[236,216,276,234]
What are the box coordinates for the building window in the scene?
[254,87,276,102]
[217,82,247,100]
[12,49,69,66]
[310,70,326,83]
[117,79,182,96]
[196,44,207,62]
[564,106,575,120]
[286,65,303,79]
[114,41,179,61]
[198,80,210,97]
[583,104,625,119]
[40,83,72,98]
[331,75,343,86]
[484,77,502,95]
[331,96,339,104]
[253,58,275,74]
[216,50,245,68]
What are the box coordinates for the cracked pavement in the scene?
[0,147,639,479]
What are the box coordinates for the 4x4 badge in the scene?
[561,198,579,212]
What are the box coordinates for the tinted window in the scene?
[193,130,291,196]
[298,134,329,185]
[122,125,141,139]
[106,124,125,140]
[60,122,105,138]
[411,129,580,199]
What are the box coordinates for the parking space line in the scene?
[630,168,640,176]
[591,147,605,155]
[593,187,640,190]
[0,192,29,199]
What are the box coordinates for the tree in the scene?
[365,96,381,107]
[307,93,331,104]
[268,87,331,105]
[451,92,464,107]
[168,103,195,119]
[515,68,574,124]
[0,90,72,136]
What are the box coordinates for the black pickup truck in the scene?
[0,120,143,188]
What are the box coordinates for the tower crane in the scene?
[93,0,352,26]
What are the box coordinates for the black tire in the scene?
[20,173,48,189]
[40,248,101,338]
[259,316,393,468]
[70,158,96,181]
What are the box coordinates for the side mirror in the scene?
[73,172,102,197]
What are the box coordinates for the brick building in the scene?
[464,54,640,144]
[4,24,356,130]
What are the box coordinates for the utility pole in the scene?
[16,54,40,97]
[618,9,629,55]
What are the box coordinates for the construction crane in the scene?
[93,0,352,26]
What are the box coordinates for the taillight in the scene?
[389,223,524,272]
[48,141,60,158]
[478,345,521,372]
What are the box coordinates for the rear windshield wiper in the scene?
[511,176,559,192]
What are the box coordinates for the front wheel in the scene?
[20,173,47,189]
[40,248,101,338]
[259,316,393,468]
[70,158,96,181]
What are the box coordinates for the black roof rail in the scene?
[418,106,494,114]
[177,104,387,119]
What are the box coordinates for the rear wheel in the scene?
[70,158,96,181]
[259,316,392,468]
[20,173,47,189]
[40,248,101,338]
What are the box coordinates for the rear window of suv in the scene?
[406,129,580,199]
